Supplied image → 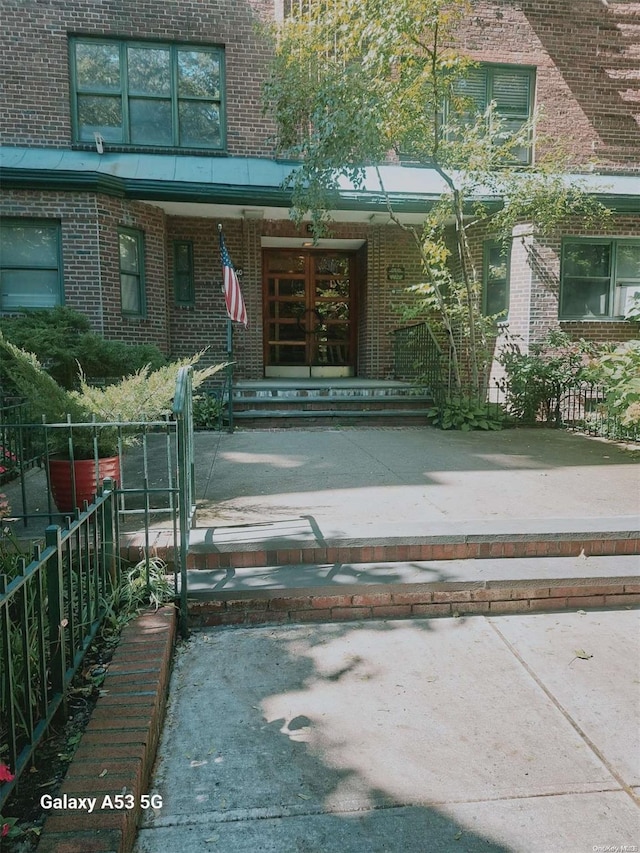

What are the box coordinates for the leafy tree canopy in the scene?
[264,0,611,399]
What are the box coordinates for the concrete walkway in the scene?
[193,426,640,532]
[135,609,640,853]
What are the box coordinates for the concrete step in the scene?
[231,395,433,410]
[121,517,640,571]
[181,517,640,570]
[227,408,431,428]
[227,380,433,426]
[185,554,640,628]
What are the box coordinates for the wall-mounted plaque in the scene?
[387,264,405,282]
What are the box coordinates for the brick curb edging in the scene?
[36,605,177,853]
[189,579,640,628]
[121,531,640,570]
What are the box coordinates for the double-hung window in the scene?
[173,241,195,307]
[560,239,640,320]
[119,229,146,317]
[483,242,509,317]
[450,64,535,165]
[71,38,225,149]
[0,220,63,311]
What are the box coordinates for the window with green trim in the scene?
[560,239,640,319]
[119,228,146,317]
[71,38,225,150]
[0,220,63,311]
[483,242,509,317]
[450,64,535,165]
[173,241,195,306]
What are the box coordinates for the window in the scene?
[483,242,509,317]
[450,65,535,165]
[71,38,225,149]
[0,220,63,311]
[118,229,145,316]
[560,239,640,320]
[173,241,195,306]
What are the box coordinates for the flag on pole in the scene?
[219,228,248,328]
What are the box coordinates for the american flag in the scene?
[219,229,248,327]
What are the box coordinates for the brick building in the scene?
[0,0,638,382]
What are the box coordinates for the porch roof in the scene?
[1,146,639,219]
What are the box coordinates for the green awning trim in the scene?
[1,147,638,214]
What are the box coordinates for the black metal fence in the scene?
[393,322,445,388]
[0,482,117,810]
[0,366,196,806]
[558,384,639,442]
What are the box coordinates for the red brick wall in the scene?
[0,0,276,158]
[455,0,640,171]
[0,190,171,352]
[2,0,639,171]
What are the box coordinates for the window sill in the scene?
[559,317,631,323]
[71,143,228,158]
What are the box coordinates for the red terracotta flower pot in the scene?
[48,456,121,513]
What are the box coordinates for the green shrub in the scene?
[193,393,223,430]
[498,330,602,425]
[427,396,505,431]
[589,341,640,429]
[0,307,167,389]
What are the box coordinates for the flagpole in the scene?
[219,223,234,433]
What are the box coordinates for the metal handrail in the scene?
[393,322,445,388]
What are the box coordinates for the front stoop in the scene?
[36,606,177,853]
[228,380,433,427]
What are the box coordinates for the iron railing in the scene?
[558,384,639,442]
[0,482,117,809]
[393,322,445,388]
[0,365,195,804]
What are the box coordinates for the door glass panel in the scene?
[316,344,349,365]
[268,302,305,320]
[314,255,349,276]
[267,253,305,274]
[268,278,305,298]
[265,251,354,370]
[315,278,350,298]
[316,301,349,321]
[268,323,304,342]
[269,344,306,364]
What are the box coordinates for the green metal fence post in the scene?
[45,524,67,717]
[0,574,18,779]
[101,477,117,586]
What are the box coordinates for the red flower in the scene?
[2,822,9,837]
[0,763,14,783]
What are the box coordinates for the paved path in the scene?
[135,609,640,853]
[194,427,640,531]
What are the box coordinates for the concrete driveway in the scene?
[135,608,640,853]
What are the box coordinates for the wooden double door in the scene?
[263,249,357,377]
